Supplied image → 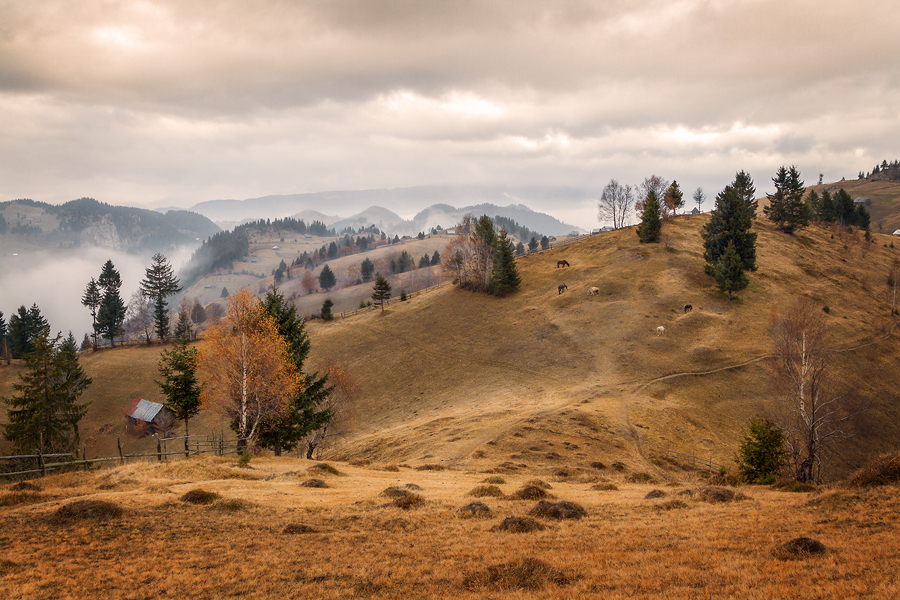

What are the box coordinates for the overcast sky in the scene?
[1,0,898,229]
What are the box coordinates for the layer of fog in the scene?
[0,245,197,341]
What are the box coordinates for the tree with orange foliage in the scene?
[198,289,299,450]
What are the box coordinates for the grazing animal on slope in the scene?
[656,325,666,337]
[588,287,599,296]
[558,283,568,294]
[557,260,570,268]
[684,304,693,314]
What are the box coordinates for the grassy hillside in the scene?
[2,213,900,477]
[807,177,900,233]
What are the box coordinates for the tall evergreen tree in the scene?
[97,260,126,348]
[81,278,101,349]
[157,336,202,454]
[9,304,50,358]
[732,170,758,217]
[2,330,91,454]
[712,240,749,302]
[764,166,809,233]
[255,289,333,456]
[360,257,375,282]
[819,190,836,223]
[139,253,182,344]
[0,311,8,365]
[702,176,758,277]
[431,250,441,266]
[636,190,662,243]
[662,180,685,218]
[318,264,337,291]
[489,228,521,296]
[833,189,856,226]
[372,275,392,312]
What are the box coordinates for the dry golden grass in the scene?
[2,455,899,599]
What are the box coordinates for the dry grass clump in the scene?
[179,488,221,505]
[0,492,44,507]
[463,557,572,590]
[348,459,371,467]
[845,451,900,488]
[625,472,657,484]
[0,559,17,575]
[308,463,343,476]
[481,475,506,484]
[300,478,328,488]
[154,460,261,482]
[525,479,552,489]
[611,461,627,472]
[50,499,123,523]
[644,489,667,499]
[214,498,251,512]
[403,483,422,490]
[9,481,41,492]
[683,486,749,503]
[490,516,546,533]
[379,486,410,498]
[591,482,619,491]
[550,467,580,480]
[773,480,818,493]
[414,464,446,471]
[505,485,555,501]
[468,485,503,498]
[528,500,586,520]
[589,461,606,470]
[772,537,827,561]
[390,493,425,510]
[282,523,317,534]
[457,501,492,518]
[378,464,400,472]
[655,498,689,511]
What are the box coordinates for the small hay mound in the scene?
[468,485,504,498]
[214,498,251,512]
[379,465,400,472]
[655,498,688,511]
[9,481,41,492]
[551,468,579,479]
[379,486,410,498]
[463,557,571,590]
[308,463,343,476]
[415,464,446,471]
[773,480,818,493]
[300,478,328,488]
[590,461,606,470]
[773,537,827,561]
[625,472,657,484]
[505,485,555,501]
[528,500,586,520]
[282,523,318,534]
[644,489,667,500]
[349,459,371,467]
[611,462,627,472]
[845,452,900,488]
[525,479,552,489]
[180,489,221,505]
[490,516,546,533]
[695,486,748,504]
[591,483,619,491]
[391,493,425,510]
[51,500,122,523]
[0,559,18,575]
[457,501,493,518]
[0,492,43,507]
[404,483,422,490]
[481,476,506,484]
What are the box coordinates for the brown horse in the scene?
[558,283,568,294]
[557,260,570,268]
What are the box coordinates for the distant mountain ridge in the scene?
[178,185,593,235]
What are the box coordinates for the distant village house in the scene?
[124,398,175,436]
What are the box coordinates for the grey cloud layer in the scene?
[1,0,898,227]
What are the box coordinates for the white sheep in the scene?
[656,325,666,337]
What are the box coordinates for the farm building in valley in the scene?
[124,398,175,435]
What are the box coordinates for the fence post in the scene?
[82,441,88,471]
[118,437,124,466]
[37,445,46,477]
[157,438,162,462]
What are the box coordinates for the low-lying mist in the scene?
[0,245,196,342]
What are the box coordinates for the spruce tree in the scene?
[372,275,392,312]
[0,311,8,364]
[318,264,337,291]
[360,258,375,282]
[321,299,334,321]
[431,250,441,266]
[636,190,662,243]
[255,289,333,456]
[702,176,758,277]
[81,278,101,350]
[819,190,836,223]
[736,416,786,484]
[732,170,758,217]
[712,240,749,302]
[157,335,202,454]
[10,304,50,358]
[2,330,91,454]
[764,166,809,233]
[489,228,521,296]
[663,180,685,218]
[140,254,182,343]
[97,260,126,348]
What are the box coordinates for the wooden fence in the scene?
[339,280,453,318]
[0,432,247,479]
[666,445,729,473]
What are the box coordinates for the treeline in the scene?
[859,159,900,181]
[490,215,542,246]
[181,230,251,286]
[237,217,336,237]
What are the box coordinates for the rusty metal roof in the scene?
[125,398,164,423]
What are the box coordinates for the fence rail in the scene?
[339,280,453,318]
[666,445,728,473]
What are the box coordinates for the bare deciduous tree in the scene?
[635,175,670,219]
[769,298,862,482]
[124,290,154,344]
[597,179,634,230]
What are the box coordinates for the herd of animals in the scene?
[554,258,693,336]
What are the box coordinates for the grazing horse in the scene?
[684,304,693,314]
[656,325,666,337]
[588,287,599,296]
[558,283,568,294]
[557,260,570,268]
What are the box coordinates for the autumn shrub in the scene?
[237,451,252,468]
[468,485,503,498]
[490,516,546,533]
[845,451,900,487]
[457,501,493,518]
[180,489,221,505]
[528,500,586,520]
[463,557,571,590]
[51,499,123,523]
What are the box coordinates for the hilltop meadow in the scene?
[3,210,900,598]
